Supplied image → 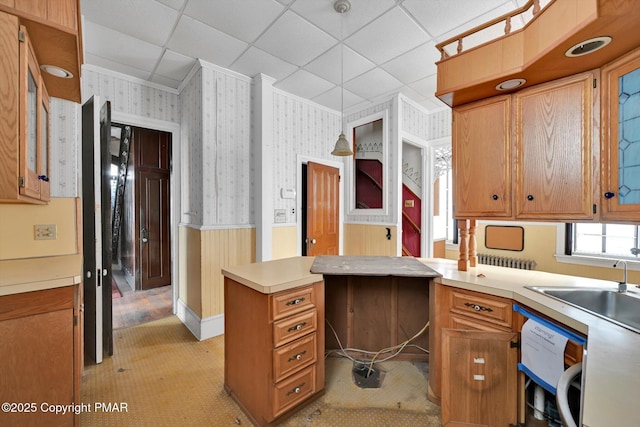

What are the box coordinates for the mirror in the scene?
[348,110,388,214]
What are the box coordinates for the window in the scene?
[568,223,640,260]
[433,146,455,242]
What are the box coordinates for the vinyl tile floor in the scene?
[80,316,442,427]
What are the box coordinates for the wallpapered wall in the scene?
[272,90,341,223]
[180,67,204,225]
[401,99,451,141]
[47,67,182,199]
[48,64,450,229]
[199,65,252,227]
[180,63,253,227]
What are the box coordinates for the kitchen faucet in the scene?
[613,260,627,292]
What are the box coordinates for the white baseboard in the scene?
[176,299,225,341]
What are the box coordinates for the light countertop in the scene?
[223,255,640,427]
[0,254,82,296]
[419,257,639,427]
[222,256,322,294]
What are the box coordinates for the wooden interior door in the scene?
[441,329,519,427]
[136,127,171,290]
[306,162,339,255]
[81,96,113,363]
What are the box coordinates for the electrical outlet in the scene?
[34,224,57,240]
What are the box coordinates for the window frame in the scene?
[556,223,640,271]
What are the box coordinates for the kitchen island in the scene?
[223,255,639,427]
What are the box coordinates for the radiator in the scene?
[478,253,536,270]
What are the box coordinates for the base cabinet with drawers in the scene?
[430,284,585,427]
[224,278,325,427]
[431,284,519,427]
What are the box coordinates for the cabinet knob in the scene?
[527,194,534,201]
[492,194,498,200]
[604,191,616,199]
[38,175,49,182]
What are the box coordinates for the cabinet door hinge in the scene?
[73,315,78,326]
[18,30,25,43]
[18,176,25,187]
[510,340,520,349]
[593,204,597,214]
[593,78,597,88]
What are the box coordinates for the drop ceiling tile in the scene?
[155,0,187,10]
[305,44,375,86]
[167,15,248,68]
[254,10,337,66]
[344,67,403,100]
[408,74,439,102]
[81,0,179,46]
[230,46,298,80]
[381,42,440,85]
[313,85,365,112]
[154,49,196,82]
[291,0,396,39]
[184,0,284,43]
[84,53,152,81]
[275,69,336,101]
[84,20,164,72]
[403,0,507,38]
[346,7,428,65]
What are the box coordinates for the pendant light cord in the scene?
[340,9,344,133]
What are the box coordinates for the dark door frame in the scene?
[110,112,180,313]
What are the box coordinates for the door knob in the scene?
[310,238,316,244]
[141,227,149,243]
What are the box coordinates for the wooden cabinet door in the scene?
[453,95,511,218]
[514,71,596,220]
[441,329,519,427]
[601,47,640,221]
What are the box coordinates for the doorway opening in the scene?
[110,123,172,329]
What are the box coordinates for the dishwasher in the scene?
[514,304,587,427]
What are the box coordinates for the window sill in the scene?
[555,254,640,272]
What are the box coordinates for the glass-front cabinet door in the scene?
[39,79,50,201]
[19,25,42,200]
[601,47,640,222]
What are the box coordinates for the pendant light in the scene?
[331,0,353,156]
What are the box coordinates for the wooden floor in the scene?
[111,267,172,330]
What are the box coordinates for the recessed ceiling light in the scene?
[565,36,612,57]
[40,64,74,78]
[496,78,526,91]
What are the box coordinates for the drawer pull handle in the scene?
[288,350,307,362]
[464,302,493,312]
[288,322,307,332]
[286,297,305,306]
[287,383,305,396]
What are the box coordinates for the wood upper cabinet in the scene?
[514,70,597,220]
[600,46,640,222]
[452,70,598,221]
[453,95,512,219]
[0,1,82,102]
[0,11,50,204]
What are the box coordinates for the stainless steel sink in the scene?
[526,286,640,333]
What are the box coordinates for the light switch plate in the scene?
[34,224,57,240]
